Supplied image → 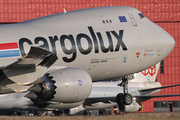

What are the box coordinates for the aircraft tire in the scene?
[116,93,124,105]
[123,93,132,105]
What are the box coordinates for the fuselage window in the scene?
[102,20,112,24]
[138,13,145,19]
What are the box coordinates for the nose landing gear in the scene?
[116,77,133,105]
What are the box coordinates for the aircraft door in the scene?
[88,59,98,79]
[93,58,116,80]
[129,13,137,26]
[155,46,163,61]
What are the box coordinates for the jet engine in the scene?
[63,101,118,115]
[25,67,92,108]
[63,105,86,115]
[119,101,142,113]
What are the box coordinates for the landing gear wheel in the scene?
[123,93,132,105]
[117,77,133,106]
[116,93,123,105]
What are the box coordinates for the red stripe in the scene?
[0,42,18,50]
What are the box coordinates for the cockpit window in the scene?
[138,13,145,19]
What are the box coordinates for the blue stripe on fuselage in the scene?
[0,50,20,58]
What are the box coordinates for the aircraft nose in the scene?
[160,31,175,57]
[151,23,175,58]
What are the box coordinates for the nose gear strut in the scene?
[116,76,133,105]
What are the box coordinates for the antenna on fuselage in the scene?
[63,8,67,14]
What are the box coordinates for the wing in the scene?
[0,46,58,94]
[135,94,180,98]
[138,84,180,92]
[135,94,180,103]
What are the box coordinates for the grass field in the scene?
[0,113,180,120]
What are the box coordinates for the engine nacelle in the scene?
[25,67,92,107]
[48,67,92,103]
[63,105,86,115]
[84,101,117,110]
[119,101,142,113]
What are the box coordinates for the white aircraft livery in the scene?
[0,6,175,110]
[0,63,180,115]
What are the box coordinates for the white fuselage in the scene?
[0,6,175,82]
[0,6,175,112]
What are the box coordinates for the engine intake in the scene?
[28,74,56,101]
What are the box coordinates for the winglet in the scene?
[27,46,58,68]
[1,46,58,89]
[38,53,58,68]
